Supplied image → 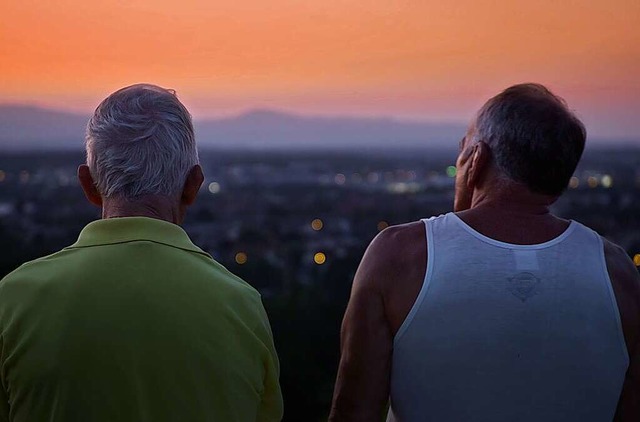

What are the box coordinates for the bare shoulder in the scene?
[356,221,427,335]
[359,221,426,283]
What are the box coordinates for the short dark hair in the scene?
[473,83,586,196]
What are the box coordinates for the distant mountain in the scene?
[0,104,465,151]
[197,109,464,150]
[0,105,89,150]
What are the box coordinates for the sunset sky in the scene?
[1,0,639,139]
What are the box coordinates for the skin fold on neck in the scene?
[101,195,185,225]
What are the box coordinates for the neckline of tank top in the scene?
[448,213,578,250]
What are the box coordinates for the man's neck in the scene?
[457,184,568,245]
[101,195,183,225]
[469,182,556,217]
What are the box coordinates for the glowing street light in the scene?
[235,252,248,265]
[377,221,389,231]
[208,182,221,194]
[311,218,324,231]
[314,252,326,265]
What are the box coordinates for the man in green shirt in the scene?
[0,84,283,422]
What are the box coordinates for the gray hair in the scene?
[85,83,199,199]
[471,83,586,196]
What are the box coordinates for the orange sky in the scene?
[1,0,639,138]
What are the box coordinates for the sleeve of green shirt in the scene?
[255,301,284,422]
[0,382,7,421]
[0,336,9,422]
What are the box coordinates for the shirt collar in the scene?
[67,217,209,257]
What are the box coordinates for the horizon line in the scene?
[0,101,469,125]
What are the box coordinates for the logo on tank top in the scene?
[507,272,540,302]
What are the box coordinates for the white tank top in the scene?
[389,213,628,422]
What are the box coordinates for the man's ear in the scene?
[181,164,204,206]
[466,141,491,189]
[78,165,102,207]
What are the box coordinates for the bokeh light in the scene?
[568,176,579,189]
[314,252,326,265]
[446,166,457,178]
[633,254,640,267]
[311,218,323,231]
[235,252,248,265]
[208,182,221,194]
[377,221,389,231]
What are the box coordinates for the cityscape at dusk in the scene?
[1,146,639,420]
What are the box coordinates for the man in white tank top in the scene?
[329,84,640,422]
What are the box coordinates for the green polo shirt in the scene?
[0,217,283,422]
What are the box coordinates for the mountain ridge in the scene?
[4,104,637,151]
[0,104,468,151]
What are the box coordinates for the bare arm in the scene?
[329,223,426,422]
[329,233,393,422]
[604,239,640,422]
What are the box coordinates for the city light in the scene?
[568,176,579,189]
[235,252,248,265]
[388,182,420,194]
[446,166,457,178]
[601,175,613,188]
[58,174,71,186]
[314,252,326,265]
[377,221,389,231]
[208,182,221,194]
[367,172,380,183]
[587,176,599,188]
[388,183,409,194]
[634,254,640,267]
[334,173,346,185]
[311,218,323,231]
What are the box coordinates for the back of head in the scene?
[473,83,586,196]
[86,83,198,200]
